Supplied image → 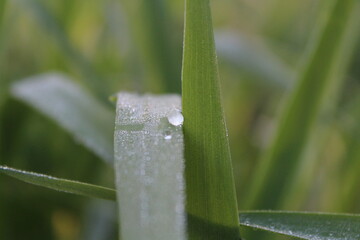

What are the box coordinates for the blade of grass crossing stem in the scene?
[114,93,185,240]
[182,0,240,239]
[240,211,360,240]
[11,73,114,164]
[244,0,359,210]
[0,165,116,201]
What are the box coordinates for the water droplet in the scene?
[167,110,184,126]
[164,130,172,140]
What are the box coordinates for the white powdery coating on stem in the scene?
[114,92,185,240]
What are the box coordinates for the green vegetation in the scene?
[0,165,116,201]
[1,0,360,239]
[182,0,240,239]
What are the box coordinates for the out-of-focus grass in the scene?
[1,0,360,239]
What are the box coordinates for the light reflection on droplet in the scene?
[167,110,184,126]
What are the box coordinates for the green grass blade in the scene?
[182,0,240,239]
[240,211,360,240]
[0,165,116,201]
[114,93,185,240]
[282,4,360,210]
[11,73,114,163]
[245,0,359,210]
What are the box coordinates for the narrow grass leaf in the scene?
[114,93,185,240]
[11,73,114,163]
[0,165,116,201]
[282,3,360,210]
[182,0,240,239]
[245,0,359,210]
[240,211,360,240]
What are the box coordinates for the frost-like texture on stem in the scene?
[114,93,185,240]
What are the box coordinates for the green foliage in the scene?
[245,0,359,210]
[0,165,116,201]
[1,0,360,239]
[240,211,360,240]
[182,0,240,239]
[11,73,114,163]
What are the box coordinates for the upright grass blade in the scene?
[11,73,114,163]
[282,3,360,210]
[240,211,360,240]
[245,0,359,210]
[114,93,185,240]
[182,0,240,239]
[0,165,116,201]
[120,0,181,93]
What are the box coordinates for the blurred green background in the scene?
[1,0,360,239]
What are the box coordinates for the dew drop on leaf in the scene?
[167,110,184,126]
